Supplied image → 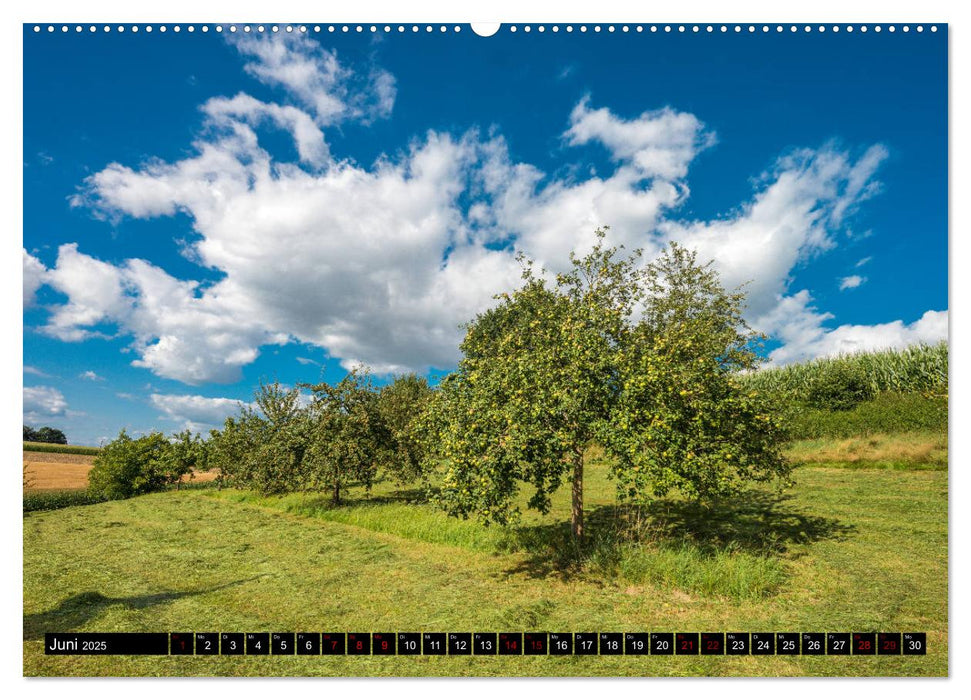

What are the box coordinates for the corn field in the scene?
[741,341,948,403]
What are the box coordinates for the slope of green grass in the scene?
[784,392,947,440]
[24,460,947,677]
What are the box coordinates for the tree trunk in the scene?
[571,445,584,540]
[332,479,341,506]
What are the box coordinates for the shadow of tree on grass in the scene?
[500,490,855,584]
[23,576,268,641]
[290,485,438,511]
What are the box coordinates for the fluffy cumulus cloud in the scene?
[757,292,948,365]
[24,385,68,422]
[23,250,46,308]
[27,34,947,385]
[150,393,252,432]
[474,100,714,267]
[564,97,716,180]
[40,243,282,384]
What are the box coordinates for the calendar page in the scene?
[22,18,948,679]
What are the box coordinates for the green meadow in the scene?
[24,444,946,676]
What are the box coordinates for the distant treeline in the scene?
[23,425,68,445]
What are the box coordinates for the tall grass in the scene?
[742,342,948,403]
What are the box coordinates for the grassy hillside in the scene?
[24,457,946,677]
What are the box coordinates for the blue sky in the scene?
[22,24,947,445]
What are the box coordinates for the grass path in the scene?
[23,465,946,677]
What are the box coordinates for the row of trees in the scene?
[206,373,432,505]
[89,374,432,504]
[23,425,67,444]
[94,230,791,540]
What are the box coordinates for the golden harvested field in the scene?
[22,451,218,492]
[23,450,95,466]
[23,450,95,491]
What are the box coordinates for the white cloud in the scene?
[41,243,127,341]
[150,393,251,433]
[839,275,866,290]
[79,370,104,381]
[24,385,68,423]
[228,31,395,126]
[23,250,47,308]
[32,35,942,382]
[855,255,872,268]
[564,97,715,180]
[63,126,523,381]
[661,144,890,319]
[203,93,329,166]
[52,118,910,380]
[757,291,948,365]
[24,366,51,377]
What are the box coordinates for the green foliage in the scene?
[23,489,108,513]
[158,429,206,489]
[425,232,639,533]
[740,342,948,403]
[786,392,948,440]
[424,230,790,537]
[22,442,101,456]
[803,362,876,410]
[303,370,389,504]
[376,374,434,485]
[603,243,790,502]
[208,382,308,495]
[23,425,67,444]
[87,430,171,500]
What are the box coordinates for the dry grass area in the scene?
[23,450,96,491]
[784,431,948,468]
[23,451,218,492]
[23,462,93,491]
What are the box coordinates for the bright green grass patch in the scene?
[208,459,792,601]
[23,441,101,456]
[213,489,507,553]
[784,392,947,440]
[23,464,947,677]
[24,481,218,514]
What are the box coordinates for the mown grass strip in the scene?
[23,465,948,677]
